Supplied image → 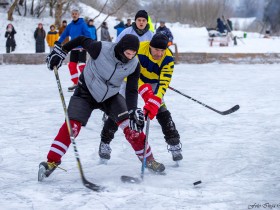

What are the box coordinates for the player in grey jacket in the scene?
[116,10,153,42]
[39,34,165,181]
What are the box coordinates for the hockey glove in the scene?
[143,95,161,120]
[46,42,67,70]
[129,108,145,132]
[138,84,154,103]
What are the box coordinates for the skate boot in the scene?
[98,142,112,164]
[68,84,77,92]
[38,161,62,181]
[146,159,165,173]
[168,143,183,161]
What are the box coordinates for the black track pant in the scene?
[100,105,180,145]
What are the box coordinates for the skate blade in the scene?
[172,161,181,168]
[147,169,166,176]
[38,165,47,182]
[98,158,108,165]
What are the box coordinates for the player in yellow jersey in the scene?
[99,33,183,164]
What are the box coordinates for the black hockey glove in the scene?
[46,42,67,70]
[128,108,145,132]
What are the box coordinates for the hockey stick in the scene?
[121,117,151,184]
[53,66,103,192]
[168,86,239,115]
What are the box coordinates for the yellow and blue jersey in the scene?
[138,41,174,99]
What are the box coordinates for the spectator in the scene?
[125,18,132,28]
[101,22,112,42]
[156,20,174,46]
[227,18,233,31]
[34,23,46,53]
[5,23,16,53]
[58,20,69,45]
[216,18,227,34]
[46,24,59,52]
[114,20,125,36]
[87,19,97,41]
[57,8,91,92]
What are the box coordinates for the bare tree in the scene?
[34,0,48,18]
[263,0,280,33]
[96,0,129,30]
[18,0,24,6]
[7,0,19,21]
[93,0,109,20]
[49,0,57,17]
[30,0,35,16]
[24,0,27,16]
[54,0,75,27]
[149,0,233,28]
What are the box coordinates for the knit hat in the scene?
[115,34,139,63]
[135,10,148,21]
[119,34,139,52]
[150,33,169,49]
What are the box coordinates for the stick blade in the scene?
[83,178,105,192]
[221,104,240,115]
[121,175,142,184]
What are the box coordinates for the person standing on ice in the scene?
[5,23,16,53]
[46,25,59,52]
[39,34,165,180]
[98,33,183,163]
[58,20,69,45]
[34,23,46,53]
[156,20,174,46]
[57,8,91,92]
[116,10,153,42]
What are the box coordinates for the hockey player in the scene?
[99,33,183,163]
[39,34,165,181]
[116,10,153,42]
[57,8,91,92]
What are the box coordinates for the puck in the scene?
[193,180,202,186]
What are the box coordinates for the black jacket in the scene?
[5,28,16,48]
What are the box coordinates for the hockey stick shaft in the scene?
[53,66,102,191]
[121,117,151,184]
[168,86,239,115]
[141,117,150,180]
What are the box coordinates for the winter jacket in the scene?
[125,23,132,28]
[137,41,174,99]
[58,18,91,48]
[34,28,46,53]
[216,18,227,33]
[114,21,125,36]
[46,25,59,47]
[84,41,138,102]
[148,16,155,32]
[101,25,112,42]
[62,36,140,110]
[58,25,69,45]
[5,28,16,48]
[116,23,153,42]
[87,25,97,41]
[156,26,174,42]
[227,19,233,31]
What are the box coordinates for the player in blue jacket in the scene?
[57,8,91,92]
